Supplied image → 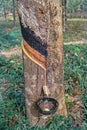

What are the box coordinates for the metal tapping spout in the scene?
[43,85,50,96]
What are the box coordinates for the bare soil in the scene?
[0,45,22,58]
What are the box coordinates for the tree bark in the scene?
[12,0,16,25]
[18,0,67,126]
[3,2,7,20]
[62,0,67,32]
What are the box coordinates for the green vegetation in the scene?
[64,44,87,123]
[67,0,86,13]
[0,21,21,50]
[0,0,17,25]
[64,20,87,42]
[0,44,87,129]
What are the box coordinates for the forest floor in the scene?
[0,45,22,58]
[0,40,86,127]
[0,43,87,130]
[0,20,87,129]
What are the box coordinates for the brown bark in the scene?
[18,0,67,126]
[62,0,67,32]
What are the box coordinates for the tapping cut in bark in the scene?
[18,0,67,126]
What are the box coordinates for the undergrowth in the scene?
[0,44,87,129]
[0,21,22,50]
[64,44,87,129]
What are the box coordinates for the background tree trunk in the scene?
[3,2,7,20]
[62,0,67,32]
[18,0,67,126]
[12,0,16,25]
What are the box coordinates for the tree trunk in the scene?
[18,0,67,126]
[3,3,7,20]
[62,0,67,32]
[12,0,16,25]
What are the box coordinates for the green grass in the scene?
[0,44,87,129]
[64,44,87,127]
[0,21,22,50]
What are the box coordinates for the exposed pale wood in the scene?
[18,0,67,126]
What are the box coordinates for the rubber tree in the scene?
[17,0,67,126]
[62,0,67,32]
[12,0,16,25]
